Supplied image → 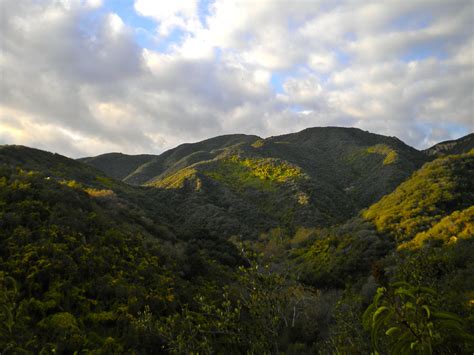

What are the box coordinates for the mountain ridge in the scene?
[423,132,474,157]
[77,128,474,186]
[3,128,472,239]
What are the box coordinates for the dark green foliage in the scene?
[0,145,116,189]
[292,219,394,288]
[0,167,179,352]
[157,292,243,353]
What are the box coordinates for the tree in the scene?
[363,281,474,354]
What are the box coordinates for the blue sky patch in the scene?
[401,42,448,62]
[270,73,286,94]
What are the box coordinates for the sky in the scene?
[0,0,473,158]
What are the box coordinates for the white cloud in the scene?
[282,75,323,104]
[134,0,201,36]
[0,0,472,157]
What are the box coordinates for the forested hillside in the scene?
[1,129,473,353]
[81,127,429,238]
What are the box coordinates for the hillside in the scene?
[424,133,474,157]
[0,163,197,352]
[80,127,429,237]
[363,150,474,245]
[78,153,156,180]
[1,130,473,353]
[0,145,180,239]
[84,129,427,208]
[244,127,427,209]
[292,149,474,284]
[147,127,429,237]
[285,149,474,353]
[0,145,115,187]
[131,134,262,185]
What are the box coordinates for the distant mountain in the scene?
[424,133,474,157]
[3,130,472,241]
[7,128,472,240]
[125,134,260,185]
[79,128,428,232]
[78,153,156,180]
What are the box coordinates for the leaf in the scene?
[385,326,400,336]
[374,287,386,304]
[362,303,376,329]
[389,331,412,355]
[395,288,415,299]
[372,306,389,323]
[372,309,394,351]
[422,305,430,319]
[431,311,464,323]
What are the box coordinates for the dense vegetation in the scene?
[363,150,474,244]
[1,128,473,353]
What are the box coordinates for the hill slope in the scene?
[363,150,474,245]
[77,127,429,237]
[0,145,180,239]
[424,133,474,157]
[0,151,248,352]
[118,134,260,185]
[145,127,428,233]
[78,153,156,180]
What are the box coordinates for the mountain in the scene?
[79,134,259,185]
[237,127,427,209]
[1,128,473,353]
[126,134,261,185]
[78,153,156,180]
[80,127,428,237]
[424,133,474,157]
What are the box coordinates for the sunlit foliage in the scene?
[367,144,399,165]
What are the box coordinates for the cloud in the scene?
[134,0,201,36]
[0,0,472,157]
